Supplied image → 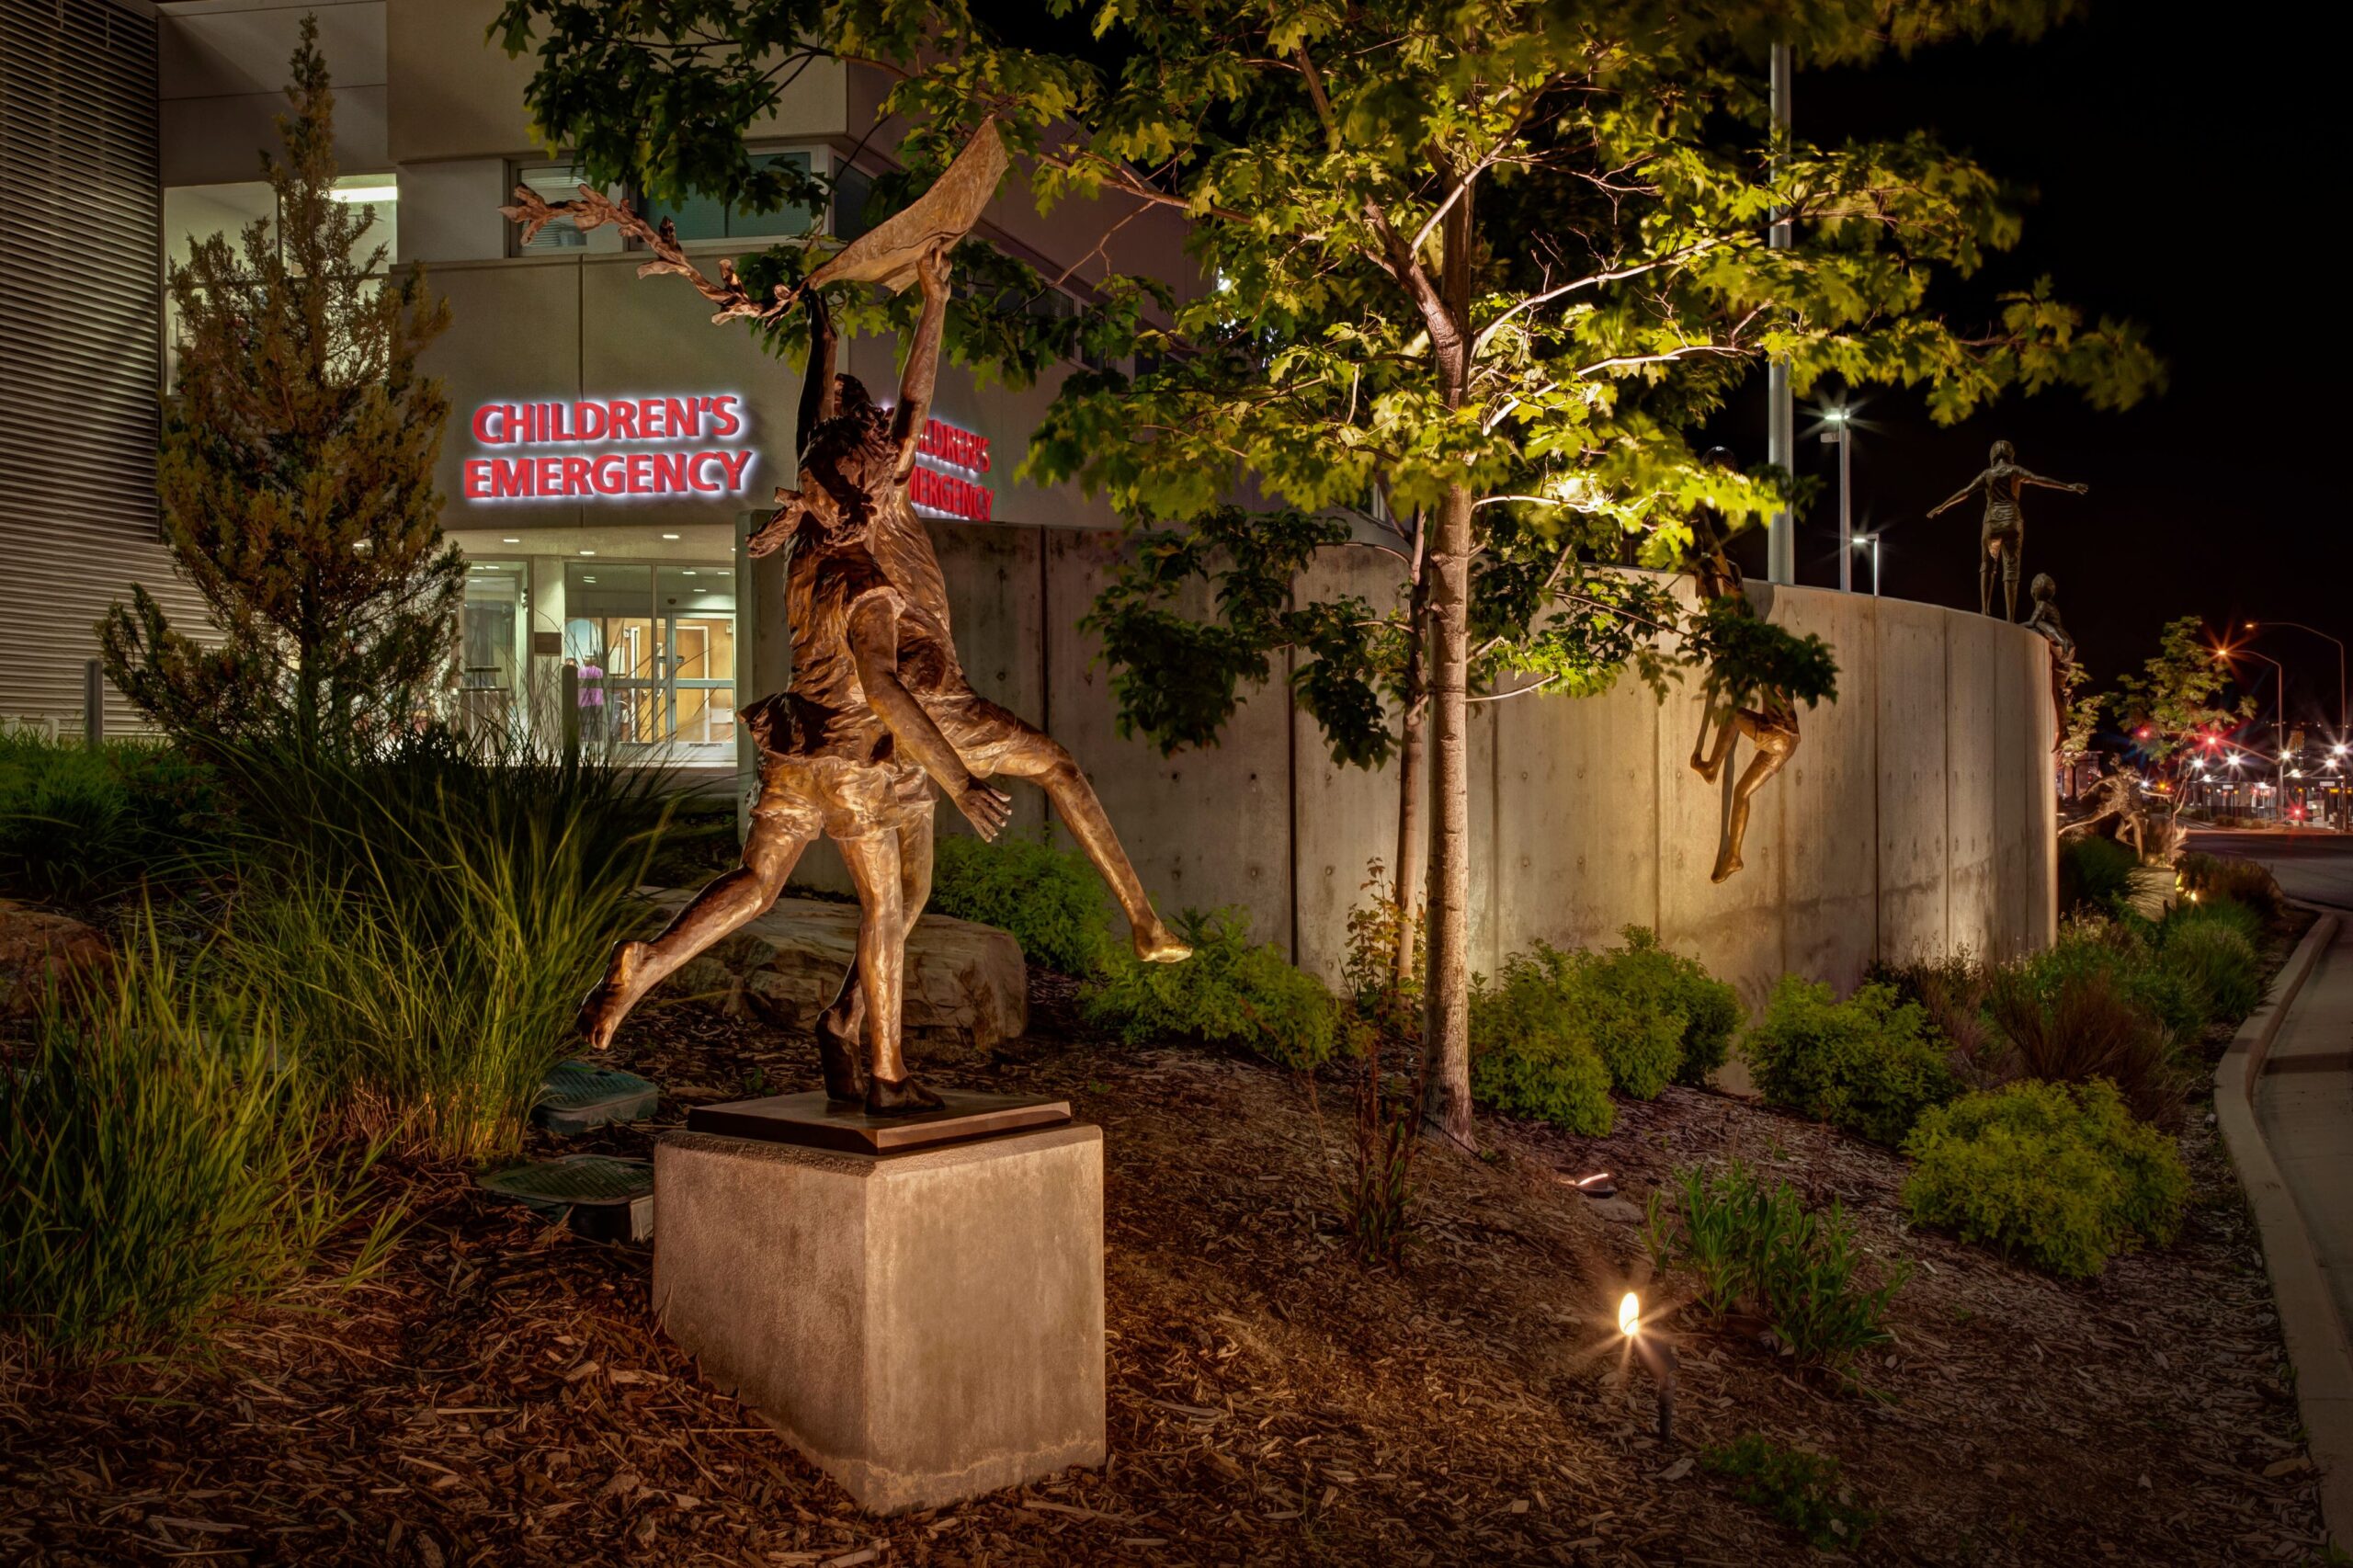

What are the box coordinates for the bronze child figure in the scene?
[1927,439,2088,621]
[1686,507,1802,885]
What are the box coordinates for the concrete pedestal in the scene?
[652,1123,1105,1513]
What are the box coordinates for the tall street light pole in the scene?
[2245,619,2347,736]
[1766,43,1794,585]
[1821,408,1853,591]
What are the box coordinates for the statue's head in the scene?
[801,372,897,544]
[2031,572,2057,603]
[1990,438,2016,465]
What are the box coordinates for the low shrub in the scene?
[2021,918,2208,1048]
[2175,850,2284,924]
[2059,834,2140,917]
[1469,951,1617,1133]
[2160,915,2263,1028]
[926,830,1115,975]
[1081,906,1338,1070]
[0,928,391,1358]
[1870,950,2002,1085]
[1739,977,1961,1145]
[1900,1078,2189,1278]
[1702,1435,1874,1550]
[1646,1160,1907,1369]
[1586,926,1745,1086]
[1986,963,2185,1128]
[0,733,223,907]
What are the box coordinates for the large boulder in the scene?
[666,894,1027,1055]
[0,900,110,1018]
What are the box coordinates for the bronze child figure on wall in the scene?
[2022,572,2077,752]
[1685,509,1802,885]
[1927,439,2088,621]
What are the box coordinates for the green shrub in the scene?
[212,731,667,1163]
[1900,1079,2189,1278]
[2160,915,2262,1027]
[1080,906,1337,1069]
[0,927,391,1358]
[1702,1434,1874,1550]
[1739,977,1961,1145]
[926,830,1114,974]
[1586,926,1744,1086]
[0,733,223,907]
[1469,951,1616,1133]
[2059,834,2139,917]
[1646,1160,1907,1369]
[2175,851,2284,923]
[1987,963,2184,1127]
[2020,918,2208,1047]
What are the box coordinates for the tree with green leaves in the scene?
[1017,0,2161,1142]
[102,21,460,756]
[2113,615,2253,778]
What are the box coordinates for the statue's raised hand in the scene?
[2071,483,2090,494]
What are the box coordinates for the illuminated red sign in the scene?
[460,394,756,502]
[911,417,994,522]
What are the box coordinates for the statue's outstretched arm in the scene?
[847,595,1011,838]
[891,246,953,483]
[797,290,839,461]
[2020,468,2090,494]
[1927,471,1990,517]
[746,488,807,558]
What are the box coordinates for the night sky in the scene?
[1777,7,2341,735]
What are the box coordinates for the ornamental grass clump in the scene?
[926,830,1114,975]
[0,926,392,1360]
[2174,851,2284,924]
[1645,1159,1907,1371]
[1081,906,1337,1070]
[1901,1078,2189,1278]
[0,732,223,909]
[212,732,667,1163]
[2161,916,2262,1026]
[1739,977,1961,1146]
[2058,834,2139,918]
[1986,963,2185,1128]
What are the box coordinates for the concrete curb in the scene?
[2213,909,2352,1547]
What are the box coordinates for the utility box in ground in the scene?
[652,1108,1105,1514]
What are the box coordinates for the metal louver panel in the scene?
[0,0,195,731]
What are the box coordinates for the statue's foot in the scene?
[1710,853,1742,885]
[864,1072,944,1118]
[1132,917,1192,964]
[815,1010,865,1105]
[576,940,649,1051]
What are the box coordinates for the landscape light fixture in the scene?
[1619,1292,1677,1442]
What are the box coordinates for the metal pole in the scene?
[1766,42,1794,585]
[562,662,581,767]
[1839,420,1853,591]
[83,658,104,747]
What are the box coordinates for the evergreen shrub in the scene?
[926,830,1114,974]
[1739,977,1961,1145]
[1081,907,1337,1070]
[1901,1078,2188,1278]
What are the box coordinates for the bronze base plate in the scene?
[685,1089,1073,1155]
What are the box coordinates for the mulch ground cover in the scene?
[0,951,2336,1565]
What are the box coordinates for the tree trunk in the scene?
[1418,183,1477,1148]
[1419,482,1475,1144]
[1391,561,1429,986]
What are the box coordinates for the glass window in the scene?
[643,150,820,243]
[512,163,628,255]
[562,562,735,753]
[459,561,527,742]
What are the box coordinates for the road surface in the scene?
[2187,828,2353,909]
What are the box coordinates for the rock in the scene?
[665,894,1027,1056]
[1586,1196,1648,1226]
[0,899,109,1018]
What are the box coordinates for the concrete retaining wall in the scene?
[790,524,2059,1006]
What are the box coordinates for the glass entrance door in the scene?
[563,562,736,762]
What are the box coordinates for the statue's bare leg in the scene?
[1712,711,1798,883]
[815,810,934,1102]
[2002,541,2022,622]
[579,819,813,1051]
[835,828,941,1114]
[1693,706,1738,785]
[1980,538,1999,619]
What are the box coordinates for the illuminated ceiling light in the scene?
[680,569,697,576]
[502,537,521,544]
[662,532,681,540]
[329,186,397,204]
[578,550,596,556]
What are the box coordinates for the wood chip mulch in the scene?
[0,958,2334,1566]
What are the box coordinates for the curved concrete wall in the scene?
[797,528,2059,1006]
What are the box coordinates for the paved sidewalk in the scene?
[2253,916,2353,1540]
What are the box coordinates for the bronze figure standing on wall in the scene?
[1927,440,2088,621]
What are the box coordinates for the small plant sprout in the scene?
[1620,1290,1677,1442]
